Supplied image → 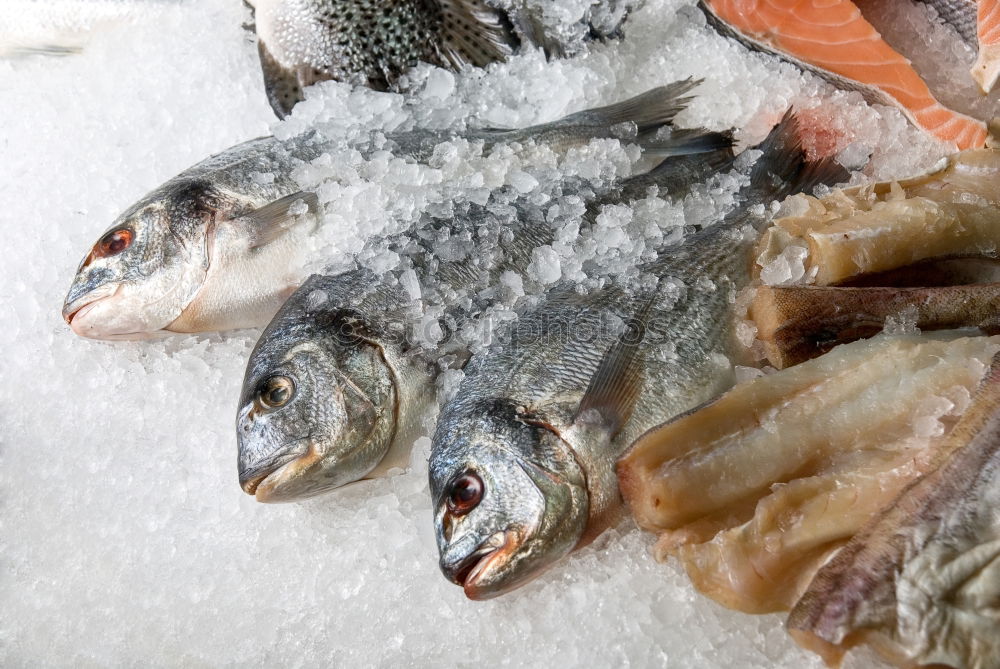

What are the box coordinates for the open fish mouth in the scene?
[445,530,518,600]
[239,442,320,502]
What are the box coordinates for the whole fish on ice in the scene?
[428,113,849,599]
[247,0,639,117]
[62,83,696,340]
[235,128,735,502]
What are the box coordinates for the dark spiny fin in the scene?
[258,41,302,118]
[240,191,320,249]
[749,110,851,202]
[561,79,702,135]
[507,6,567,58]
[640,127,735,158]
[573,297,652,436]
[436,0,520,69]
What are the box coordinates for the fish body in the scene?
[249,0,518,117]
[247,0,639,117]
[701,0,989,149]
[63,136,324,339]
[64,83,698,340]
[236,126,736,502]
[428,114,849,599]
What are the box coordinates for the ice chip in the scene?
[527,245,562,285]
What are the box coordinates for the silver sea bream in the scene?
[236,125,737,502]
[428,113,849,599]
[63,82,699,340]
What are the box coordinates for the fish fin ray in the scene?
[239,191,319,249]
[562,79,702,136]
[436,0,519,69]
[573,297,652,437]
[258,40,322,118]
[641,127,735,158]
[750,111,851,202]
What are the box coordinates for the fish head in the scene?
[429,399,589,600]
[236,276,398,502]
[63,180,230,340]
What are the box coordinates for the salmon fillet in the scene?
[703,0,989,149]
[974,0,1000,92]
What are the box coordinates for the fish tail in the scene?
[559,79,703,137]
[640,127,735,159]
[436,0,520,69]
[749,111,850,202]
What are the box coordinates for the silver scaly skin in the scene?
[236,127,736,502]
[428,113,850,600]
[916,0,977,46]
[63,82,699,341]
[62,136,325,340]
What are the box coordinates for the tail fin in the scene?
[748,110,851,203]
[561,79,702,136]
[641,127,735,158]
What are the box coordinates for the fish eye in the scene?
[93,228,133,259]
[257,375,295,410]
[446,471,483,516]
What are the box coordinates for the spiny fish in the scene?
[700,0,991,149]
[428,112,849,600]
[248,0,517,117]
[246,0,640,118]
[235,127,736,502]
[62,82,697,340]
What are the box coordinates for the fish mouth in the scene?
[239,442,321,503]
[445,530,519,600]
[62,283,119,332]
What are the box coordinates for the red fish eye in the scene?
[94,228,133,259]
[447,472,483,515]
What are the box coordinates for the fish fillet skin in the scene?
[751,283,1000,369]
[974,0,1000,92]
[618,335,1000,615]
[618,334,999,532]
[703,0,988,149]
[757,149,1000,286]
[788,351,1000,669]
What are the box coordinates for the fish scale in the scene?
[428,113,850,600]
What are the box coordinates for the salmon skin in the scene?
[700,0,989,149]
[974,0,1000,92]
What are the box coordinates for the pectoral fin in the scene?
[237,191,319,250]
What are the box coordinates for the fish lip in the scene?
[240,439,317,502]
[62,283,119,331]
[446,530,517,599]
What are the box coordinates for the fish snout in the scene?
[62,281,120,335]
[439,531,510,595]
[239,469,269,496]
